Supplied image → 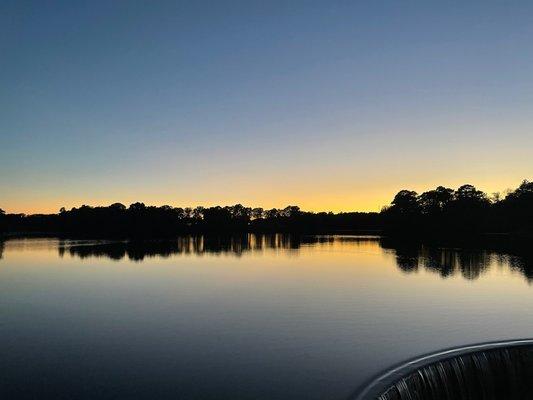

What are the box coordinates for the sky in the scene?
[1,1,533,214]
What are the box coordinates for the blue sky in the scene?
[2,1,533,213]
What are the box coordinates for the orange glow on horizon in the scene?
[2,177,527,215]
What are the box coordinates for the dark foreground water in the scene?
[1,235,532,399]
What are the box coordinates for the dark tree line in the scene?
[0,203,379,237]
[381,180,533,235]
[1,180,531,238]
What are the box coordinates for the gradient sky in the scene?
[2,1,533,214]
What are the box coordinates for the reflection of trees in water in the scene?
[395,255,418,272]
[508,253,533,282]
[382,238,531,282]
[420,247,458,278]
[419,247,491,280]
[55,235,533,282]
[458,251,492,280]
[59,234,304,262]
[60,234,381,261]
[412,247,492,280]
[0,240,4,260]
[391,241,419,273]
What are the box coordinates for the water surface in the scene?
[1,235,532,399]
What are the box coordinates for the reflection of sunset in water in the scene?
[1,235,533,400]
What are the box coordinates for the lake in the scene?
[1,235,532,399]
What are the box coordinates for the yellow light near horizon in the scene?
[1,177,528,215]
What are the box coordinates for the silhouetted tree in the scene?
[281,205,301,218]
[446,184,490,233]
[418,186,454,214]
[454,184,489,206]
[110,203,126,211]
[392,190,420,214]
[381,190,420,232]
[265,208,279,219]
[251,208,264,220]
[0,208,5,233]
[129,202,146,212]
[499,180,533,232]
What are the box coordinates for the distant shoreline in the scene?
[2,230,531,243]
[0,228,384,240]
[1,180,532,239]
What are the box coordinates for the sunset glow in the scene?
[2,2,532,214]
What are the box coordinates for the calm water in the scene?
[1,235,532,399]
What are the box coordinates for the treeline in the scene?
[0,203,379,237]
[381,180,533,235]
[1,180,531,237]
